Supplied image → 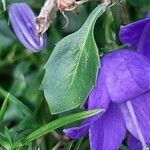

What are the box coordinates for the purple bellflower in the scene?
[9,3,47,52]
[64,12,150,150]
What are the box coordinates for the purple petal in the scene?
[63,123,90,139]
[103,49,150,103]
[121,92,150,143]
[64,107,104,139]
[88,68,110,110]
[63,107,102,139]
[119,18,150,47]
[128,135,142,150]
[9,3,47,52]
[137,22,150,58]
[89,103,126,150]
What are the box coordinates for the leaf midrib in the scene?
[67,28,95,95]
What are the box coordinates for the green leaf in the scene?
[0,124,12,150]
[0,93,9,121]
[0,87,33,117]
[42,4,107,114]
[3,126,12,145]
[0,19,16,52]
[0,139,11,150]
[74,138,83,150]
[1,0,6,11]
[63,140,74,150]
[17,109,101,147]
[127,0,150,7]
[10,61,30,97]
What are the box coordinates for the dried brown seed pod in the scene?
[36,0,89,35]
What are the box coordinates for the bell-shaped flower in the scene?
[9,3,47,52]
[64,12,150,150]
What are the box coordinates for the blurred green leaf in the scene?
[42,4,107,114]
[11,115,37,143]
[127,0,150,7]
[74,138,83,150]
[0,19,16,52]
[0,87,33,116]
[103,9,119,52]
[1,0,6,11]
[17,109,101,147]
[0,139,11,150]
[0,93,9,121]
[64,140,74,150]
[10,61,30,97]
[0,124,12,149]
[24,70,43,106]
[28,143,34,150]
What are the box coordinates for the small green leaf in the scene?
[0,93,9,121]
[0,87,33,116]
[3,126,12,145]
[19,109,101,146]
[0,124,12,150]
[1,0,6,11]
[0,139,11,150]
[42,4,107,114]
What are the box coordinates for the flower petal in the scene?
[121,92,150,143]
[88,68,110,110]
[137,22,150,58]
[103,49,150,103]
[128,135,142,150]
[119,18,150,47]
[63,113,103,140]
[89,103,126,150]
[63,123,90,139]
[9,3,47,52]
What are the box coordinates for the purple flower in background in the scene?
[9,3,47,52]
[64,12,150,150]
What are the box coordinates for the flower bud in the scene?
[9,3,47,52]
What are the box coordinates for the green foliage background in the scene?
[0,0,150,149]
